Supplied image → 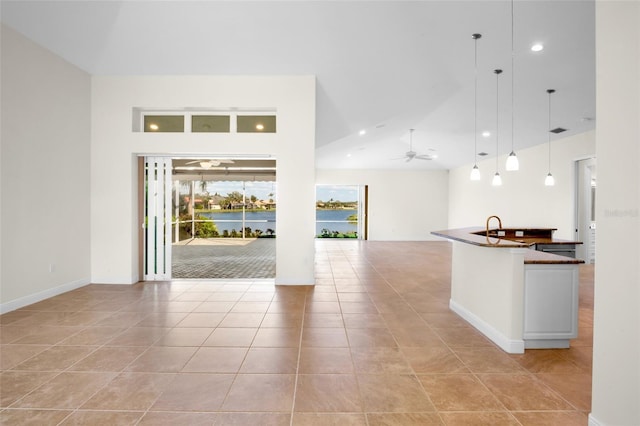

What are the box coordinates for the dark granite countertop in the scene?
[431,227,584,264]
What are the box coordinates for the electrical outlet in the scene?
[49,264,55,273]
[515,230,524,237]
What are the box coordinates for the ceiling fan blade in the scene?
[185,159,235,167]
[415,155,433,160]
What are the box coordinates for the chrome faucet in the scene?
[486,215,502,237]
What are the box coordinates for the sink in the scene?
[472,229,502,237]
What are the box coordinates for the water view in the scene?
[195,209,358,236]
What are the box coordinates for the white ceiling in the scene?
[1,0,595,171]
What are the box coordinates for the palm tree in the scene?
[199,179,210,193]
[227,191,244,203]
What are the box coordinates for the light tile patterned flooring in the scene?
[0,240,593,425]
[172,239,276,279]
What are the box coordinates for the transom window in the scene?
[144,115,185,132]
[237,115,276,133]
[133,108,276,134]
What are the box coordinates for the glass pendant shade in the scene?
[506,151,519,171]
[492,172,503,186]
[545,172,555,186]
[470,165,481,181]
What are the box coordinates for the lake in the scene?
[197,209,358,235]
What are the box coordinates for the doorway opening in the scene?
[315,184,368,240]
[575,157,596,264]
[141,156,277,280]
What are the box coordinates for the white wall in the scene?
[449,131,595,240]
[591,2,640,425]
[315,169,449,240]
[0,25,91,311]
[91,76,316,285]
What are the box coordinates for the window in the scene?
[134,108,277,134]
[315,185,366,239]
[192,115,231,133]
[237,115,276,133]
[144,115,184,132]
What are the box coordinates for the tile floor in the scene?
[172,239,276,279]
[0,240,593,425]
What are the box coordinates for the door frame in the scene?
[140,156,173,281]
[574,157,596,263]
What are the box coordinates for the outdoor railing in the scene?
[172,217,276,241]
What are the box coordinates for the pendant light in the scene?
[492,69,503,186]
[545,89,556,186]
[505,0,520,171]
[470,33,482,181]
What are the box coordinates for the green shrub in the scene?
[178,214,219,238]
[316,229,358,239]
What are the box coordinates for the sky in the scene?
[206,181,275,199]
[315,185,359,203]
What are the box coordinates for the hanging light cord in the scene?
[510,0,515,154]
[547,89,554,173]
[495,70,502,172]
[473,34,481,166]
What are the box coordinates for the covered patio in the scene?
[172,238,276,279]
[163,157,277,280]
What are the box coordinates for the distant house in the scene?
[207,194,226,210]
[262,200,276,210]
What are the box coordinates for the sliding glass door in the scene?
[143,157,172,280]
[315,185,367,239]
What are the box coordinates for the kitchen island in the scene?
[432,225,584,354]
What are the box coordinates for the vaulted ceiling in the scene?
[1,0,595,170]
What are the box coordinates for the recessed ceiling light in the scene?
[359,129,366,136]
[346,153,352,157]
[149,123,159,131]
[482,131,491,138]
[531,43,544,52]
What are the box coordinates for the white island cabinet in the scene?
[432,227,583,354]
[523,264,579,349]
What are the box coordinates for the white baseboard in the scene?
[0,277,90,314]
[274,278,315,286]
[90,276,138,285]
[588,413,604,426]
[449,299,525,354]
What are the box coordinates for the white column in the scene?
[591,2,640,425]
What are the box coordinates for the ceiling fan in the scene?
[393,129,435,162]
[185,159,235,168]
